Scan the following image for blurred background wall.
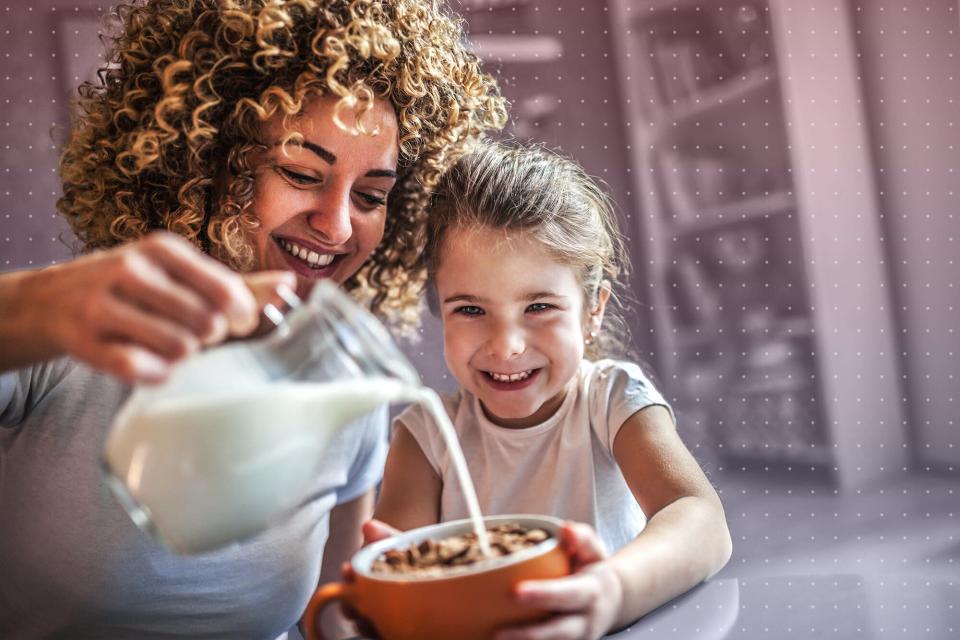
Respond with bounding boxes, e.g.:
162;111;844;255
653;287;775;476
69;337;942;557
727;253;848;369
0;0;956;486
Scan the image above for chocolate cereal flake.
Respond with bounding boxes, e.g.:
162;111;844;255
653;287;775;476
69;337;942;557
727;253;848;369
371;524;551;577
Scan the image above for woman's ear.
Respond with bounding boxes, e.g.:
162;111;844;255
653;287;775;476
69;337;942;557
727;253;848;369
588;280;612;336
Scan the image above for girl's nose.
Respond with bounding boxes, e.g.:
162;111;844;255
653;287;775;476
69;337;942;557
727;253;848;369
487;324;526;360
307;189;352;246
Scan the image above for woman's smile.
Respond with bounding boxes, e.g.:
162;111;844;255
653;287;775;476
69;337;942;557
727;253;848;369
250;95;400;297
272;235;344;278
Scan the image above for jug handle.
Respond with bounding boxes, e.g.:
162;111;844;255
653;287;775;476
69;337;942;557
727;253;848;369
303;581;352;640
259;283;302;335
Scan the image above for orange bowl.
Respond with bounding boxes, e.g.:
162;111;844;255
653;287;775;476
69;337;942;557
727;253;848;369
305;515;571;640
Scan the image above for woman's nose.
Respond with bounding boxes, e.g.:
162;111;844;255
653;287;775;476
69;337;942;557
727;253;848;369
306;189;352;246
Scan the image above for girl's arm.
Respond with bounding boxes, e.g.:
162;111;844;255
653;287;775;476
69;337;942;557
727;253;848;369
371;421;442;531
497;405;731;640
605;403;733;627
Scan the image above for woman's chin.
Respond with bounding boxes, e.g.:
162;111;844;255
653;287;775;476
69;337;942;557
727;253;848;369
292;276;320;300
294;269;347;295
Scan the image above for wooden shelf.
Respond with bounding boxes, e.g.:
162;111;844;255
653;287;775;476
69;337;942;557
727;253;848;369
460;0;529;8
609;0;905;486
669;189;794;238
468;35;563;63
773;315;815;337
673;328;725;350
653;63;779;138
724;444;833;466
732;376;811;397
628;0;711;16
685;315;813;342
673;315;813;351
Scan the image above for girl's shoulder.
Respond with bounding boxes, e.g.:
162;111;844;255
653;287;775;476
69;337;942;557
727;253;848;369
581;358;660;395
391;387;472;470
393;386;467;432
580;358;673;449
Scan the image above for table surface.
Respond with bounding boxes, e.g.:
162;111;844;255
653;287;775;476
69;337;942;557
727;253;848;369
323;573;958;640
606;574;958;639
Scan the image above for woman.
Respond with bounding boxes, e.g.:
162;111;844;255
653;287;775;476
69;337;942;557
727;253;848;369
0;0;506;637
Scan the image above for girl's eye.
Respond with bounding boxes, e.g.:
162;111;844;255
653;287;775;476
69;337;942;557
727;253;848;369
526;302;555;313
276;166;320;186
454;305;484;316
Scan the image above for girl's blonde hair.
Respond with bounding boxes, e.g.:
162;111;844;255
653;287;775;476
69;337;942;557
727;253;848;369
57;0;507;327
425;140;632;359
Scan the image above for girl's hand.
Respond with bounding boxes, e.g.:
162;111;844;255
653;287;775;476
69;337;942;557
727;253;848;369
361;519;401;547
18;232;294;383
495;522;623;640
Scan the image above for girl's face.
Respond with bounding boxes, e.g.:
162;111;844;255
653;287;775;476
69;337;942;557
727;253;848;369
436;225;602;428
248;95;400;298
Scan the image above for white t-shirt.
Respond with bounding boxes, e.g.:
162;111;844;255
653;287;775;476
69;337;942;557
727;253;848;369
397;359;672;553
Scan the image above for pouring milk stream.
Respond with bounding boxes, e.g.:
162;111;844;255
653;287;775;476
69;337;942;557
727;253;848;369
103;281;490;555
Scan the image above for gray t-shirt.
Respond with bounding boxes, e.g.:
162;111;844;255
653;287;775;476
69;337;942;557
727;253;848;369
0;358;388;639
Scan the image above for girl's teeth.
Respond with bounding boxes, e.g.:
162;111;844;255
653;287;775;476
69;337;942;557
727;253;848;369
280;240;334;267
490;370;532;382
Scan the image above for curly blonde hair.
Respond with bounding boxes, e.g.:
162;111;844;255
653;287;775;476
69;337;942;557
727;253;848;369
57;0;507;323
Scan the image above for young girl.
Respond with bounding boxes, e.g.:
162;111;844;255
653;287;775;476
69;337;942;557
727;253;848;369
372;141;732;639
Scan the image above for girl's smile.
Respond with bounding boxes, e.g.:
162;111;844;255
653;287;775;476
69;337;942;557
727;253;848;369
481;367;542;391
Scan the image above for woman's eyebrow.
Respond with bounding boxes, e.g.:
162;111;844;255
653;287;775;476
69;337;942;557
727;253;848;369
299;140;336;164
282;140;397;179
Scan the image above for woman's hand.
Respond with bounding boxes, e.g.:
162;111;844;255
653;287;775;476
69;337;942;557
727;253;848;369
3;232;294;383
495;522;623;640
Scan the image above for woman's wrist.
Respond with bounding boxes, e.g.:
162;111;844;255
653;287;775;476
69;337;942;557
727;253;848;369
0;267;64;371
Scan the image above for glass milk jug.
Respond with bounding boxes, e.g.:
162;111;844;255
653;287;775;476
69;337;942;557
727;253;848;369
102;280;420;555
